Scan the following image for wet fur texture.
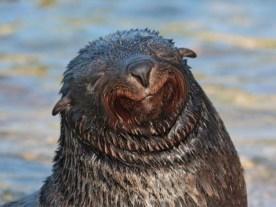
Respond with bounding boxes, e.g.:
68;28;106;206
2;29;247;207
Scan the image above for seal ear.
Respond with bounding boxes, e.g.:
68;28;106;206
52;95;72;116
178;48;197;58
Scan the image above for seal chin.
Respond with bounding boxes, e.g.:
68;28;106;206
103;66;188;135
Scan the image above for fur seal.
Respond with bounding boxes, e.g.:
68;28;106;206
2;29;247;207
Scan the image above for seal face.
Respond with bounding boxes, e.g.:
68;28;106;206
103;55;188;136
2;29;247;207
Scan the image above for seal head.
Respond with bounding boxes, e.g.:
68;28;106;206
52;29;198;162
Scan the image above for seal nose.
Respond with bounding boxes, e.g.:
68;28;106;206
128;60;153;88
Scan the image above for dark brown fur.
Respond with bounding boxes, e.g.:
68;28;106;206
2;29;247;207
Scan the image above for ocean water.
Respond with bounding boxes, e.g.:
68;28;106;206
0;0;275;206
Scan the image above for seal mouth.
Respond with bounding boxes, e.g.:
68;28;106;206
111;67;169;102
103;66;188;135
113;80;171;121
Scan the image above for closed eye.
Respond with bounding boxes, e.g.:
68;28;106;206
86;72;104;94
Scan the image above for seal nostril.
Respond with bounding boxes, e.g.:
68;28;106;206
128;61;152;88
131;72;146;87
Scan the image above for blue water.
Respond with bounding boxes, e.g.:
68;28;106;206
0;0;276;206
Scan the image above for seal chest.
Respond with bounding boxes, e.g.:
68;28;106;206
2;29;247;207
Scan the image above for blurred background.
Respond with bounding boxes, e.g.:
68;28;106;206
0;0;275;206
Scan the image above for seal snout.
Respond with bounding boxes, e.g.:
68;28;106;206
127;58;153;88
